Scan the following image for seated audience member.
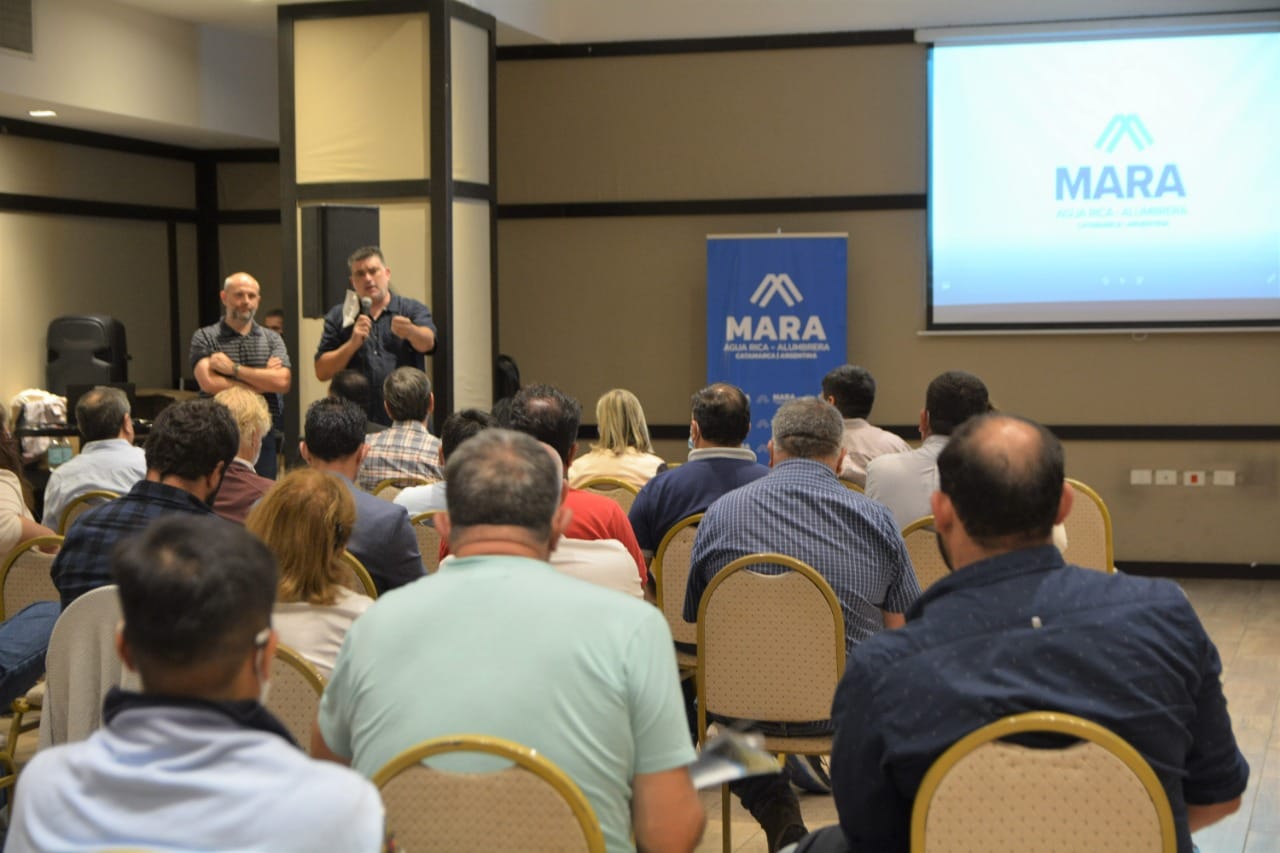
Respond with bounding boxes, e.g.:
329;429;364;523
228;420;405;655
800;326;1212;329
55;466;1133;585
821;365;910;488
51;399;238;609
40;386;146;529
300;397;422;594
865;370;991;527
567;388;665;489
628;383;768;559
7;516;384;852
823;414;1248;852
0;414;59;706
684;396;919;851
356;366;442;492
247;469;372;678
447;384;646;581
315;429;704;852
329;370;386;434
394;408;497;516
212;387;275;523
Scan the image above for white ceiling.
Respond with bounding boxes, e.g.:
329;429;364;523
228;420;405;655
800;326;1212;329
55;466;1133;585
8;0;1274;149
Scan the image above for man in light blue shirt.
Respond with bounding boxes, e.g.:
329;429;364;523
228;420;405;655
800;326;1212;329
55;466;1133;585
8;516;384;853
316;430;705;852
41;386;146;530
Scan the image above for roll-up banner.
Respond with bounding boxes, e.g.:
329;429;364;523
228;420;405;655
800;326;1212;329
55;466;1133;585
707;234;848;464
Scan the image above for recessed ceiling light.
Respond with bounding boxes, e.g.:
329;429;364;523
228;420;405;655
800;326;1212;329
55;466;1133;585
28;109;57;118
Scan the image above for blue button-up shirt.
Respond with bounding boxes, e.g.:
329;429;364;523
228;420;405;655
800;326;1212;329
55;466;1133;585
41;439;146;528
684;457;919;656
830;545;1249;853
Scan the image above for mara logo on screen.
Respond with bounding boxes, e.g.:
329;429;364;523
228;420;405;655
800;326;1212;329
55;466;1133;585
749;274;804;308
727;273;827;342
1094;114;1153;153
1055;114;1185;201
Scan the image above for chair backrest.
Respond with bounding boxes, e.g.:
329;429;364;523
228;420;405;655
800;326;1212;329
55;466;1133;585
911;711;1176;853
577;477;639;513
841;479;865;494
372;734;605;853
58;489;119;534
1063;478;1115;573
0;535;63;620
410;511;443;574
267;643;326;750
696;553;845;727
651;513;701;647
336;551;378;599
901;515;950;592
37;585;140;749
373;478;435;503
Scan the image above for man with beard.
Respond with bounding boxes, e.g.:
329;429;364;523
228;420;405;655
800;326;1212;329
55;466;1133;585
190;272;291;478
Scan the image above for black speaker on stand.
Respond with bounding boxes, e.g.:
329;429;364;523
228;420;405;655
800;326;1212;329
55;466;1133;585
46;315;129;396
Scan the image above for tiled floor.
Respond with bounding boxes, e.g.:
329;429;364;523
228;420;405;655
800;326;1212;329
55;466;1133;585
695;578;1280;853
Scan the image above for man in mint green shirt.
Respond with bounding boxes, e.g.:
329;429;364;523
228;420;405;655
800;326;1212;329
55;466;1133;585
315;429;704;852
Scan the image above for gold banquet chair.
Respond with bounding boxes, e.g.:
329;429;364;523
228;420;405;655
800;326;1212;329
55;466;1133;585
651;513;702;679
901;515;950;592
696;553;845;853
577;476;639;513
372;477;435;503
336;551;378;599
840;479;866;494
410;511;443;574
57;489;120;534
267;643;326;751
1063;478;1115;573
371;734;605;853
912;711;1175;853
0;535;62;620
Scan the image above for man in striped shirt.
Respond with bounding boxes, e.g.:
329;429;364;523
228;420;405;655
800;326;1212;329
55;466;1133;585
684;396;919;851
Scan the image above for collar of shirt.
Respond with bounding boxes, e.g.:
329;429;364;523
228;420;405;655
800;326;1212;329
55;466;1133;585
232;457;257;470
907;544;1065;621
218;319;262;340
389;420;430;436
129;479;215;513
687;446;759;463
80;438;134;454
103;687;296;746
769;456;839;480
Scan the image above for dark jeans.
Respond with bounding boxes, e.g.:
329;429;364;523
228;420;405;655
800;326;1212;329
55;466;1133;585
0;601;60;707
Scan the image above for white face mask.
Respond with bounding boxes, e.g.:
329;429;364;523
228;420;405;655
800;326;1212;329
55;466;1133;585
253;628;272;705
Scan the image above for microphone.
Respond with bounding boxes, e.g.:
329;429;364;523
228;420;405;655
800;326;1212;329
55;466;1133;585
359;297;372;317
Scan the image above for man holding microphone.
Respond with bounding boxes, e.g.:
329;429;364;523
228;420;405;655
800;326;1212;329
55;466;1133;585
314;247;438;427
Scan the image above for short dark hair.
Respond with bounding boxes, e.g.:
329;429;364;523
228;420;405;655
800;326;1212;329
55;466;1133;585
76;386;130;444
937;413;1064;547
304;397;366;462
347;246;385;271
144;399;238;480
264;308;284;322
822;365;876;420
771;397;843;459
504;384;581;468
494;354;521;402
382;367;431;422
691;383;750;446
926;371;991;436
441;409;498;461
113;516;276;689
329;370;371;412
445;429;562;540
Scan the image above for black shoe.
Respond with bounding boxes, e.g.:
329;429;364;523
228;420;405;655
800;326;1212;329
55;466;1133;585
755;795;808;853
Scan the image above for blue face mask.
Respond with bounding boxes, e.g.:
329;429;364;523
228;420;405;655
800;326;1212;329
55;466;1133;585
688;436;695;449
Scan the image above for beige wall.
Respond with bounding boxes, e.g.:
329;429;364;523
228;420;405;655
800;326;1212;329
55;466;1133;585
496;44;1280;567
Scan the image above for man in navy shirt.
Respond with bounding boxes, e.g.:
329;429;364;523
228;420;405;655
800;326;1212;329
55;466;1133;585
628;383;768;561
314;247;437;426
820;413;1247;853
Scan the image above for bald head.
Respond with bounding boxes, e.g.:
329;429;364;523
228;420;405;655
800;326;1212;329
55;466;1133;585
223;272;260;291
220;272;261;326
937;414;1065;548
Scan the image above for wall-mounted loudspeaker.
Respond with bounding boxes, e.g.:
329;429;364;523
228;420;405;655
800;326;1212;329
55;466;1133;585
301;205;380;318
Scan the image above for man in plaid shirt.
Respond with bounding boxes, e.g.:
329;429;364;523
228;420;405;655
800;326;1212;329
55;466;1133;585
51;399;239;609
356;367;443;492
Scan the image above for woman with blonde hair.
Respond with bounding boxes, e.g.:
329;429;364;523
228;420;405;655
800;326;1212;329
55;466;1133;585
245;468;373;678
567;389;665;489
